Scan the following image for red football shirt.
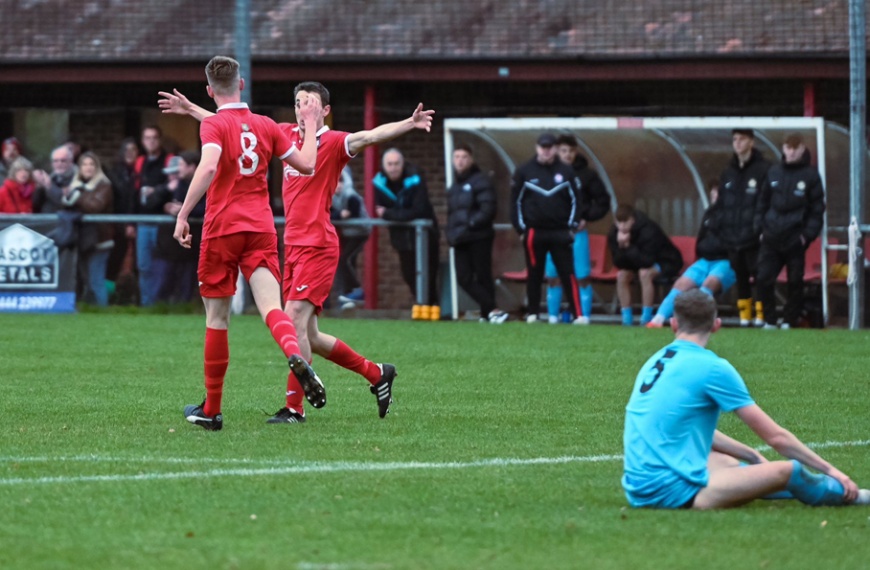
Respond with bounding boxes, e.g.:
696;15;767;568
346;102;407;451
199;103;293;239
280;125;353;247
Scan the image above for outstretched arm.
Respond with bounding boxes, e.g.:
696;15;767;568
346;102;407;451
735;404;859;501
158;89;214;122
346;103;434;156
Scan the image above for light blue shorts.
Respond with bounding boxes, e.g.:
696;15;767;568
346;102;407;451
545;229;590;280
681;258;736;293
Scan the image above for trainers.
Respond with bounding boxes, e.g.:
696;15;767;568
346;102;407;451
289;354;327;409
753;317;765;327
183;401;223;431
851;489;870;505
739;318;751;327
488;309;508;324
780;322;791;330
370;363;397;418
646;315;665;328
266;407;306;424
572;316;590;325
548;315;559;324
762;323;778;330
526;314;539;324
338;288;364;304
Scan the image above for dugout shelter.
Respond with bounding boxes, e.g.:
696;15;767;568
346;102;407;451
443;117;869;325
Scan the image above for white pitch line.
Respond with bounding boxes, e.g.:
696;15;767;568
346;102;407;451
1;440;868;487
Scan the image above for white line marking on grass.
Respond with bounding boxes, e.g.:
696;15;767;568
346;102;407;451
0;440;867;487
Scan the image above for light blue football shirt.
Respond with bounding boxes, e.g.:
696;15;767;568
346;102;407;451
622;339;755;508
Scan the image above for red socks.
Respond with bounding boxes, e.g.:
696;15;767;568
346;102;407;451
326;339;381;385
265;309;301;358
203;328;229;417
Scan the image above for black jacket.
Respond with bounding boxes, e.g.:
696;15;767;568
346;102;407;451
571;155;610;223
754;149;826;250
445;164;496;246
607;211;683;277
373;165;438;252
716;147;771;251
135;152;172;215
510;156;581;233
695;202;728;261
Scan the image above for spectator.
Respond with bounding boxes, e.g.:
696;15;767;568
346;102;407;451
32;144;77;213
545;134;611;323
373;148;440;313
445;143;506;323
134;125;173;306
608;204;683;326
0;157;36;214
106;137;141;302
510;133;585;324
154;151;203;303
647;181;735;328
332;166;371;308
754;132;826;329
0;137;23;184
717;128;771;327
68;152;115;306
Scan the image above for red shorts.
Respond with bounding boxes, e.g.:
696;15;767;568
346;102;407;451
198;232;281;298
282;244;339;313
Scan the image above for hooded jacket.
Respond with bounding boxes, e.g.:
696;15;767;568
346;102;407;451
0;178;35;214
373;164;438;252
754;149;825;250
445;164;496;246
716;147;771;251
607;211;683;277
695;201;727;261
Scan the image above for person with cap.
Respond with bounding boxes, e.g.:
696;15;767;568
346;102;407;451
0;137;23;184
754;132;825;329
715;128;772;327
510;132;585;324
154;150;203;303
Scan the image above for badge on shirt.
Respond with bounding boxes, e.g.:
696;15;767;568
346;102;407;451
795;181;806;196
746;178;757;194
462;183;472;192
554;173;564;184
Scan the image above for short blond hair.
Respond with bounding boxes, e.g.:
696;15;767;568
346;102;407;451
8;156;33;179
205;56;240;96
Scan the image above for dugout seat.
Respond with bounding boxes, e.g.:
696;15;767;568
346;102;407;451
669;235;697;273
588;234;618;282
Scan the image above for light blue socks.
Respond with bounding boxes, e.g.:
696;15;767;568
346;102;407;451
786;460;846;506
580;285;593;319
640;306;654;326
621;307;633;326
546;285;562;318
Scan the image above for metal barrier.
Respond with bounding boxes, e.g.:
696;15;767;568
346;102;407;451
0;214;435;307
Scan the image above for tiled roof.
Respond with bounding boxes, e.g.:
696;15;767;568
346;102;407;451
0;0;860;63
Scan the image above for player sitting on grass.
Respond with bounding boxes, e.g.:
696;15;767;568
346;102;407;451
623;289;870;509
647;181;734;328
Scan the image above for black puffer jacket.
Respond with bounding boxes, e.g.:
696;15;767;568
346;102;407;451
510;156;581;233
445;164;496;246
754;149;825;250
572;155;610;223
716;148;771;251
607;211;683;276
695;202;728;261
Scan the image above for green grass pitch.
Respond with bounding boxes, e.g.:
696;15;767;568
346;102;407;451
1;313;869;569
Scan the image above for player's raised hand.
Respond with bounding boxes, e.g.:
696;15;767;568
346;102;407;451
411;103;435;132
158;89;192;115
296;93;323;128
173;218;192;248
